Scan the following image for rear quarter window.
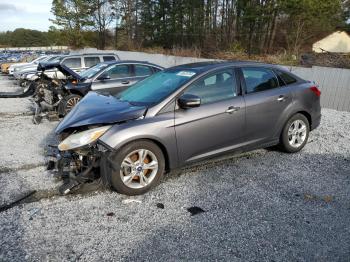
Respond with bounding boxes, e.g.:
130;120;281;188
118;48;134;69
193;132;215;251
103;56;116;62
134;65;153;76
152;67;162;73
276;70;297;86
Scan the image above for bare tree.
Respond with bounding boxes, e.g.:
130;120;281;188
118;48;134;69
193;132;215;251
91;0;116;49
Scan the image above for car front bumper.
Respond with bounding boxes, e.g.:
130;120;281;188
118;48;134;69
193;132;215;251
47;142;113;194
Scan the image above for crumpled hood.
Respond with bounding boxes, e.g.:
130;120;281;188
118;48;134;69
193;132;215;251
55;92;147;134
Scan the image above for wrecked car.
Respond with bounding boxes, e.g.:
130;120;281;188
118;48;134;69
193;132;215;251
33;61;163;124
32;62;84;124
51;61;321;196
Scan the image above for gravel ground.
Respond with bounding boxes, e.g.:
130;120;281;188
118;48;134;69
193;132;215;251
0;74;349;261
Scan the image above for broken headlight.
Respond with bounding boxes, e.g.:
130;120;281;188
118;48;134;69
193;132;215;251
58;126;111;151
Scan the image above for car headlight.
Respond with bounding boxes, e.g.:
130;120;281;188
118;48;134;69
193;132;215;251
58;126;112;151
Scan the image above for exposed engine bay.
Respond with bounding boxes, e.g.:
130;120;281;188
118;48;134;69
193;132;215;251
47;126;112;195
32;62;82;124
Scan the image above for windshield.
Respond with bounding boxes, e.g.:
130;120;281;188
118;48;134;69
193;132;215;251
116;69;197;106
79;63;109;79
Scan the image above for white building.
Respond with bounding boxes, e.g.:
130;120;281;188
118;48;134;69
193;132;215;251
313;31;350;53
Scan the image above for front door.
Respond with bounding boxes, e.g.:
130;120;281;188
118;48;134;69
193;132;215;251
174;68;246;164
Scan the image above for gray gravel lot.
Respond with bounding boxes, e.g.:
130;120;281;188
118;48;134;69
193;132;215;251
0;74;349;261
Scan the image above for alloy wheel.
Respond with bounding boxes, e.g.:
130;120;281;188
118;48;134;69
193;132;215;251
120;149;159;189
288;119;307;148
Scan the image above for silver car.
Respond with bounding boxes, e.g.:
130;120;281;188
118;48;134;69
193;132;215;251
52;61;321;195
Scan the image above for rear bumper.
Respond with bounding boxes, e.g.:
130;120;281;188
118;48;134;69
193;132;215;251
311;112;321;131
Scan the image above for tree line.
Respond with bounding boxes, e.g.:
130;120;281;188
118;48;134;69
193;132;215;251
1;0;349;56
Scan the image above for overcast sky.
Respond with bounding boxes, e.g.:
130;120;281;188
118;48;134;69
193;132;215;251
0;0;53;32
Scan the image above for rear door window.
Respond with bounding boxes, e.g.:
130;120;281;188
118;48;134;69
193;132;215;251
103;56;116;62
134;65;153;77
241;67;279;94
104;64;131;79
62;57;82;68
84;57;101;68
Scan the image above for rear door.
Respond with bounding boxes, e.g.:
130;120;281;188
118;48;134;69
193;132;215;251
239;67;293;144
174;68;246;164
91;64;135;94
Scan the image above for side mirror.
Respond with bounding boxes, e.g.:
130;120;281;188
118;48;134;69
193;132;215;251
98;74;111;81
178;94;201;109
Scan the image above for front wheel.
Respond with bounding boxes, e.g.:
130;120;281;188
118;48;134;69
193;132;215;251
280;113;310;153
62;94;82;115
106;140;165;195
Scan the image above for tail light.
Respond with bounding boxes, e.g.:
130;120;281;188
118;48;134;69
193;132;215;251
310;86;321;97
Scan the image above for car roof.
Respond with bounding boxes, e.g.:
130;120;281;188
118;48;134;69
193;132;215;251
101;60;164;69
168;60;286;73
57;53;118;59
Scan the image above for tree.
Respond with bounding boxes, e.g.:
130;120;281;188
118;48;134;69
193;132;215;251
51;0;94;48
90;0;116;49
280;0;343;55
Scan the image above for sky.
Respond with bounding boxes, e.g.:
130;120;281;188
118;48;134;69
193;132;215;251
0;0;53;32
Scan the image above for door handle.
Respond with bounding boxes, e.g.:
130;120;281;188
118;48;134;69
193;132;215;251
225;106;240;114
277;95;286;102
121;80;130;85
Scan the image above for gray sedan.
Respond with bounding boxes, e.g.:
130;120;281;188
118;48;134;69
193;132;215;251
54;61;321;195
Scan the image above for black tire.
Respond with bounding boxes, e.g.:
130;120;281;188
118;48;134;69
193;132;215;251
62;94;82;115
106;140;165;195
279;113;310;153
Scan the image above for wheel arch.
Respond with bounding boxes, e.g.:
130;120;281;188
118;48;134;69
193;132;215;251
295;110;312;127
278;110;312;139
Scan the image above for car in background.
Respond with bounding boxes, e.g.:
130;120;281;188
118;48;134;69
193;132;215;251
16;52;120;81
0;53;32;73
65;60;164;96
8;55;48;75
13;55;61;80
52;61;321;195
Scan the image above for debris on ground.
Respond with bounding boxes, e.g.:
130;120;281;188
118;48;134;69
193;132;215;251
187;206;206;216
156;203;165;209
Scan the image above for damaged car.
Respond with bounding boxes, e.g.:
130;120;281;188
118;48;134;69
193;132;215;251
33;61;163;124
32;62;83;123
51;61;321;195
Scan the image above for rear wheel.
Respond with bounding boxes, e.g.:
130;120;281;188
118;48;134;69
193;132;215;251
106;140;165;195
280;113;310;153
